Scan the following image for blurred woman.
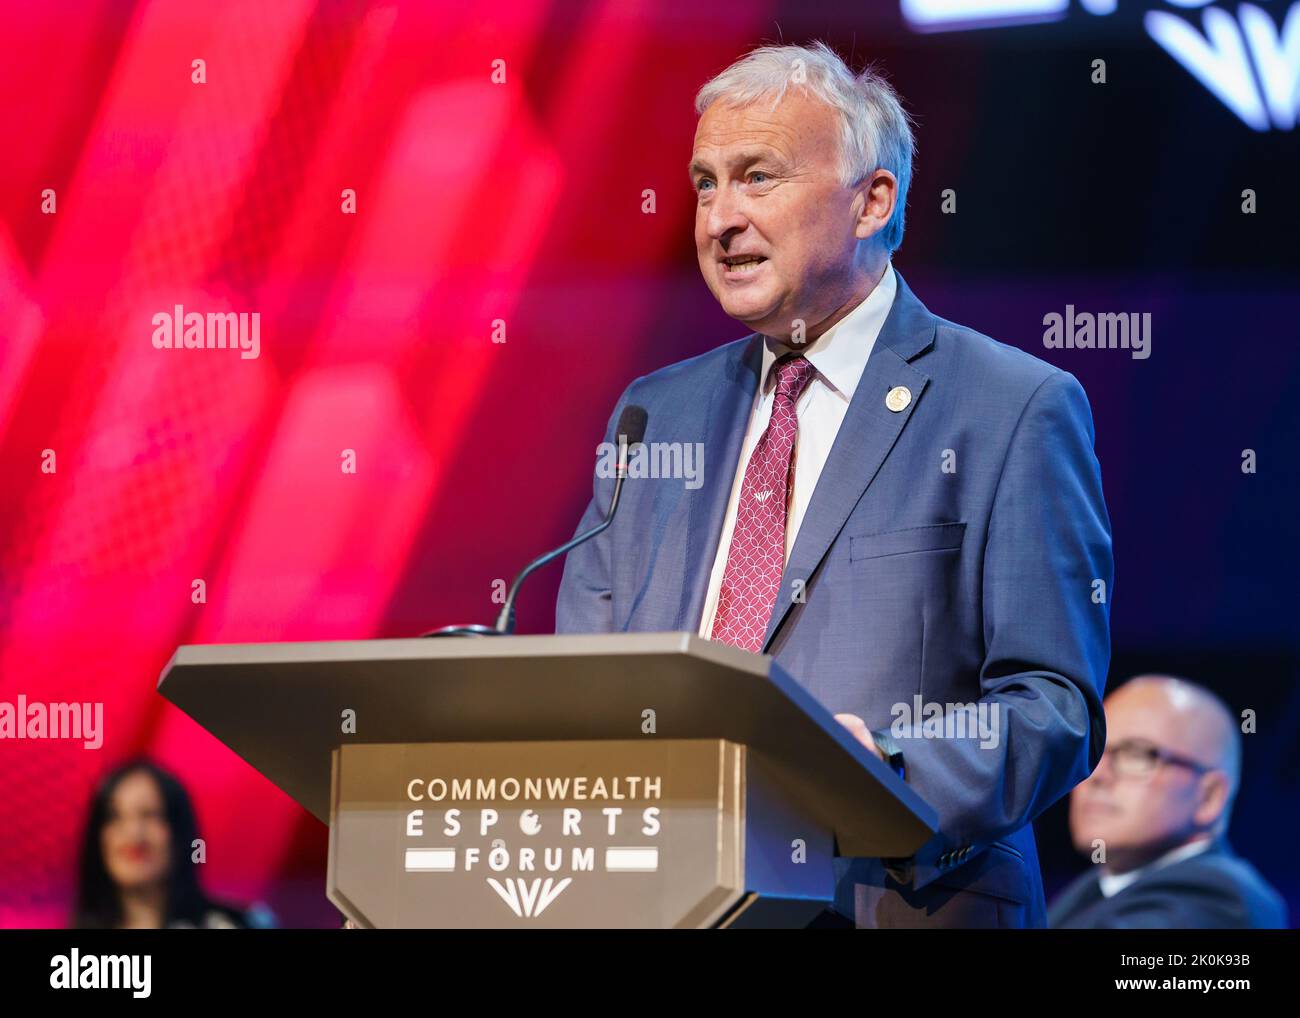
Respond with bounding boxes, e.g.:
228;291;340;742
72;758;273;929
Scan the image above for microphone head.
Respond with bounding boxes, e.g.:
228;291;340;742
616;404;648;448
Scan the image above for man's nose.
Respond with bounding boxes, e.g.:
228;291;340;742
706;184;749;240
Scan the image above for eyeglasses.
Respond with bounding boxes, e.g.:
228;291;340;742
1100;738;1213;780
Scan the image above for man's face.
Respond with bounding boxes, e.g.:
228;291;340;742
1069;683;1216;866
689;91;872;339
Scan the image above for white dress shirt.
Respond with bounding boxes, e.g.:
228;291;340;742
1097;838;1214;898
698;262;898;638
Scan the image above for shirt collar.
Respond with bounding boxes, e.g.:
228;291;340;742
1097;838;1215;898
759;262;897;401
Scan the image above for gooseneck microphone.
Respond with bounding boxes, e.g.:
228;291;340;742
423;404;647;638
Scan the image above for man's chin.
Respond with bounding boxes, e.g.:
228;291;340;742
718;296;779;330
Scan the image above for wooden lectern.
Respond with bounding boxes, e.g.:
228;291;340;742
157;632;937;928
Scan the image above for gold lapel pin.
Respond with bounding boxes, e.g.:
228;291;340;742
885;385;912;413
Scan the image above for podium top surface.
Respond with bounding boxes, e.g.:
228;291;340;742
158;632;938;857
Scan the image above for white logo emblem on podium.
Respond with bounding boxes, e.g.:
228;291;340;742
487;877;572;918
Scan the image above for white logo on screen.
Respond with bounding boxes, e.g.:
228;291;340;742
901;1;1300;132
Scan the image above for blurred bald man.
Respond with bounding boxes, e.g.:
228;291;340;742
1049;675;1286;928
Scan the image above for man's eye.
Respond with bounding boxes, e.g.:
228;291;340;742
696;179;714;193
750;172;769;184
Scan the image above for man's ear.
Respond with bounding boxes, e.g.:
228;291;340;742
1193;770;1231;830
853;168;897;243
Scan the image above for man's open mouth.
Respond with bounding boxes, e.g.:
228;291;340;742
720;255;768;276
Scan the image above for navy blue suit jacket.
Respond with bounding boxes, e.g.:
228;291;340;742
555;272;1114;927
1048;838;1289;928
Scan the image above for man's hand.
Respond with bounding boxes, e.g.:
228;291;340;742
834;713;884;760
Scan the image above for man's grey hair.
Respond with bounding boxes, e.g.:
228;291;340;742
693;40;915;254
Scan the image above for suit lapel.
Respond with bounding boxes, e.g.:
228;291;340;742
761;271;937;651
672;335;762;630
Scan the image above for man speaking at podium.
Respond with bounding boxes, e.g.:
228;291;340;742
556;41;1113;928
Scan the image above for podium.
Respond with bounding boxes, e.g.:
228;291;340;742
157;632;937;928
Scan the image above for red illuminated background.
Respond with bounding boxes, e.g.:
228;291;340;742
0;0;787;928
2;0;1297;927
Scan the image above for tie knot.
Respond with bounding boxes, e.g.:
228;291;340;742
773;354;815;403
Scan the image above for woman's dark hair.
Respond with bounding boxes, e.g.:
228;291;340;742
72;758;236;929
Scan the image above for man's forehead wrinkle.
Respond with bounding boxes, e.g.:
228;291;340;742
691;148;791;173
690;135;800;178
696;104;804;143
695;122;794;152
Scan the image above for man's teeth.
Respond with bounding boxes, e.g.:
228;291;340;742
727;258;764;271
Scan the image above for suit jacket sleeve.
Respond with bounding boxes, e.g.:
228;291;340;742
886;369;1113;891
554;383;637;634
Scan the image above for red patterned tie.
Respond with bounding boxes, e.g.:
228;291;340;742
710;354;817;652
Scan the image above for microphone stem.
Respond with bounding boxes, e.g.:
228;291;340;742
494;470;626;634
